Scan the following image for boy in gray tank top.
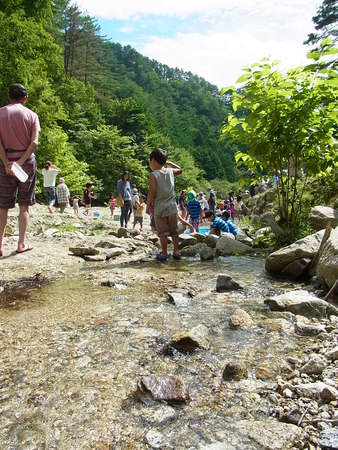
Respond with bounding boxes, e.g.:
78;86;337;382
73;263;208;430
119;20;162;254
146;148;182;261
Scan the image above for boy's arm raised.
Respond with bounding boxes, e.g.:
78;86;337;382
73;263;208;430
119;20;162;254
165;160;182;176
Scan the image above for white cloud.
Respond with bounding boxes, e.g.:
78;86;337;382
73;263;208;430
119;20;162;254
140;30;311;89
71;0;323;88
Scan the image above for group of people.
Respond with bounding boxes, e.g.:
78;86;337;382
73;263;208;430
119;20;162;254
0;83;241;261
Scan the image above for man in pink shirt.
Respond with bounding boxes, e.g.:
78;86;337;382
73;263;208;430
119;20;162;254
0;84;40;256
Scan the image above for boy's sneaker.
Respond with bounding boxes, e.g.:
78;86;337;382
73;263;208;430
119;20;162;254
156;252;168;261
172;252;181;260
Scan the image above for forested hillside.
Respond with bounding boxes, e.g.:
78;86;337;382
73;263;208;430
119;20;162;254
0;0;238;203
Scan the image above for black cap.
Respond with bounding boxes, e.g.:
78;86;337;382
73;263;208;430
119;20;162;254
9;84;27;99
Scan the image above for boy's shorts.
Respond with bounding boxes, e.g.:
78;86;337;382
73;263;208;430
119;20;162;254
155;213;178;237
0;156;37;209
134;216;143;224
189;217;200;229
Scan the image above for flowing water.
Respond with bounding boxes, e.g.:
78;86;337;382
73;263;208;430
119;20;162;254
0;256;311;449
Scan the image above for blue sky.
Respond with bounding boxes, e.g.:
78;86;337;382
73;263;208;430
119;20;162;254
71;0;323;90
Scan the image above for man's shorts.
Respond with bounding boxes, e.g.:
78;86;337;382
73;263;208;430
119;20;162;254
155;213;178;237
0;156;37;209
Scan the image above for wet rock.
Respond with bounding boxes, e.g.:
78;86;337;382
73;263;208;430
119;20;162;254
69;246;100;256
317;427;338;450
264;290;338;319
190;232;206;243
216;234;253;256
320;385;338;403
229;308;253;329
180;243;203;257
216;274;243;292
265;230;324;275
167;291;190;307
317;227;338;288
309;206;338;231
178;234;197;249
204;234;218;248
136;374;190;405
234;418;302;449
200;246;215;261
170;324;210;352
281;258;312;279
222;361;249;381
300;354;327;375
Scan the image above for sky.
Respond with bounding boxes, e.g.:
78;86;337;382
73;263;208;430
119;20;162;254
70;0;323;90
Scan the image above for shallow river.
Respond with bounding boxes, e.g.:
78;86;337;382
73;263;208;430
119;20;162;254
0;256;311;449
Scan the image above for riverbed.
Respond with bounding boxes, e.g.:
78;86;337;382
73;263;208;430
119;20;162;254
0;255;316;449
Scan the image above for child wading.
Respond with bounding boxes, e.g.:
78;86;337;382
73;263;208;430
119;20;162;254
146;148;182;261
186;190;202;232
133;195;145;231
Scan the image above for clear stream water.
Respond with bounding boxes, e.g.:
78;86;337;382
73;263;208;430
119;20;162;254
0;256;311;449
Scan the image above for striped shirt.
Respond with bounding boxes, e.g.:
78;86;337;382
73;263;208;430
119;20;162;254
187;199;201;219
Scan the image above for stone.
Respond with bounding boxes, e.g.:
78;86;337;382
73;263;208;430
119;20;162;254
145;430;164;449
300;354;326;375
178;234;197;249
229;308;253;329
170;324;210;352
136;375;190;405
317;427;338;450
281;258;312;279
204;234;218;248
69;246;100;256
321;386;338;403
293;381;328;400
327;346;338;361
317;226;338;288
117;227;129;238
295;322;327;336
222;361;249;381
190;232;206;243
216;234;253;256
309;205;338;231
216;274;243;292
235;228;253;246
264;290;338;319
200;246;215;260
167;291;190;307
265;230;324;275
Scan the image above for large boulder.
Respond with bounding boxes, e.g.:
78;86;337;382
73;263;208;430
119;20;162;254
216;234;254;256
264;290;338;319
309;206;338;231
265;230;324;275
317;226;338;288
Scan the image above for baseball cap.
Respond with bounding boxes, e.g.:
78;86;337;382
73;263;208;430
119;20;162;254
9;84;27;99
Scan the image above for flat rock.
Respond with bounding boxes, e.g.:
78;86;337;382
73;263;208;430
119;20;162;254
171;324;210;352
136;374;190;405
69;246;100;256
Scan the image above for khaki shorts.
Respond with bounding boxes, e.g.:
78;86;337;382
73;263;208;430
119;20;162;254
155;213;178;237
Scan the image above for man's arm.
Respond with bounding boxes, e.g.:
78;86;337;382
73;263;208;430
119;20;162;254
146;173;156;215
16;129;39;167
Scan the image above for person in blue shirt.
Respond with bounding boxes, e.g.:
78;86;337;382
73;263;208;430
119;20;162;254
205;210;237;237
186;190;202;232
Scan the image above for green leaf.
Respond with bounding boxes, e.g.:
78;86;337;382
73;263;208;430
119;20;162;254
236;73;252;84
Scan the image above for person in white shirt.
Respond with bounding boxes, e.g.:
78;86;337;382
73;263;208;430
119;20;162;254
42;160;60;213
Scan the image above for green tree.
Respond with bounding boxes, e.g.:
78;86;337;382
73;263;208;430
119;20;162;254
220;44;338;225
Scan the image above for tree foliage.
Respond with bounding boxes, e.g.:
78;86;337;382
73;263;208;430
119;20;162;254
220;44;338;225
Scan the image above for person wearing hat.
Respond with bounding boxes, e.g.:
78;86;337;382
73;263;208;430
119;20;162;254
56;177;70;213
0;83;40;255
130;187;139;221
186;190;202;232
207;187;216;212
